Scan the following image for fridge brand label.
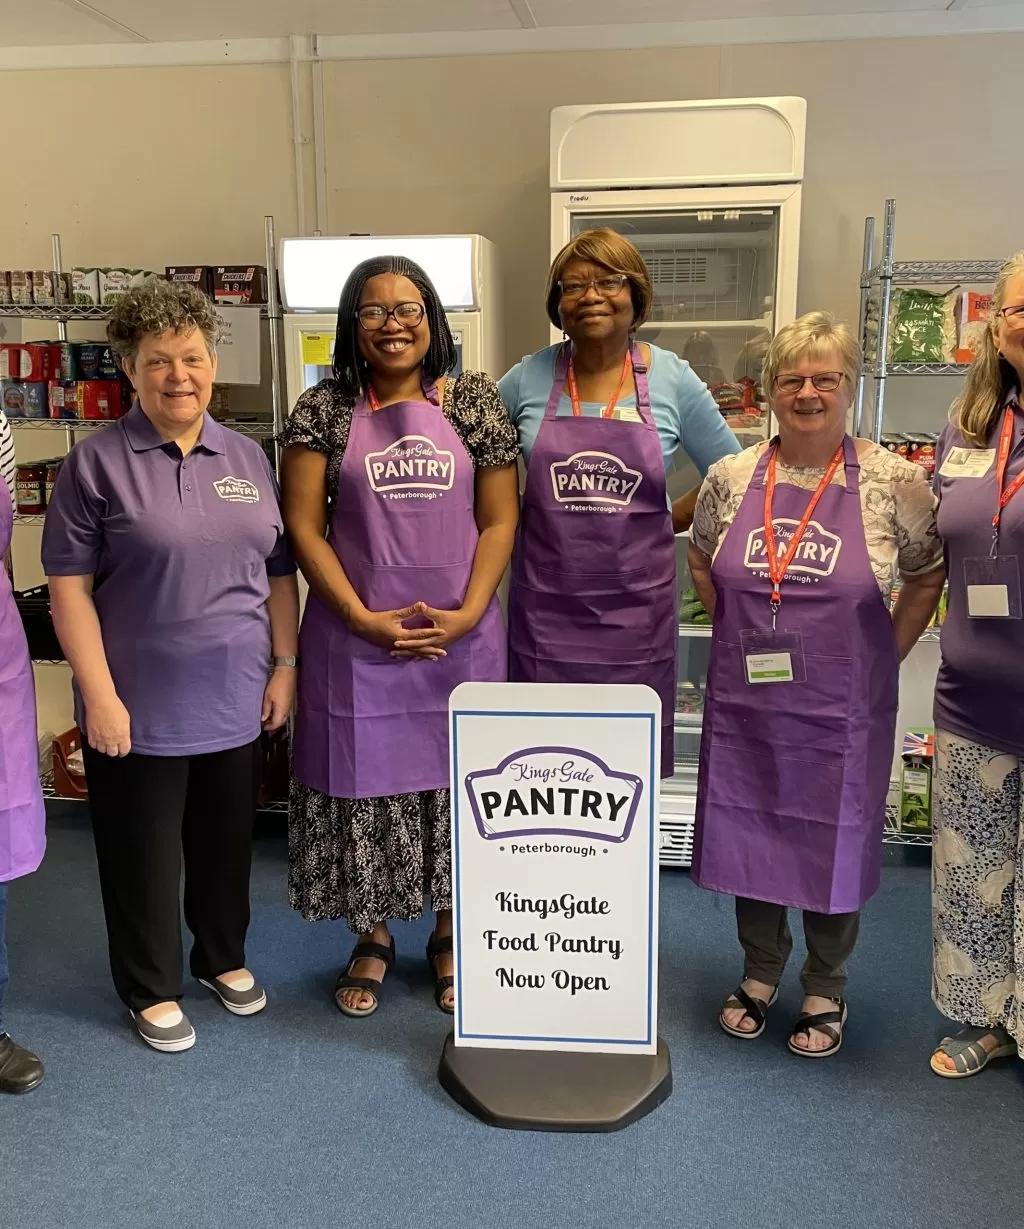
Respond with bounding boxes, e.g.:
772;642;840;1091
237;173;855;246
365;434;456;498
466;747;642;844
743;519;842;578
213;476;260;503
549;450;642;509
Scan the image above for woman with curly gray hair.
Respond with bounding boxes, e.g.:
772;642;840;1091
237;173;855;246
41;278;299;1053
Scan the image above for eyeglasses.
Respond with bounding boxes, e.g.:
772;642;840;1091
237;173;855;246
558;274;630;300
997;304;1024;328
773;372;845;395
356;302;425;331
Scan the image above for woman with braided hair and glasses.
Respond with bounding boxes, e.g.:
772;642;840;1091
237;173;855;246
280;256;520;1019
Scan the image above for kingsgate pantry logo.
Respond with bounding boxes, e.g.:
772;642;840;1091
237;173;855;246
549;451;642;507
365;434;455;495
744;518;843;578
465;747;643;843
213;476;260;503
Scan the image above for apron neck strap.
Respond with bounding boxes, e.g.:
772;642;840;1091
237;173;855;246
754;434;859;491
362;376;441;414
544;339;653;424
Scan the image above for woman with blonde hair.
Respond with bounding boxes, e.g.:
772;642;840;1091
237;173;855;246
929;252;1024;1078
499;228;740;776
688;311;945;1058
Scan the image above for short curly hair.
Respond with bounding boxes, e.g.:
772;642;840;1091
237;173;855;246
106;277;223;362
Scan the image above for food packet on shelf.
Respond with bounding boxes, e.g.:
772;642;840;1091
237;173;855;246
955;291;993;364
888;288;958;364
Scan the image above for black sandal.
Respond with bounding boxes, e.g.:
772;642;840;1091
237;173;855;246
426;934;455;1015
334;936;395;1018
787;998;848;1058
719;983;779;1039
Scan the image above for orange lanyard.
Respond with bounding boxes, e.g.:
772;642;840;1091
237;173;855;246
566;350;632;420
763;442;845;618
991;405;1024;553
367;387;383;413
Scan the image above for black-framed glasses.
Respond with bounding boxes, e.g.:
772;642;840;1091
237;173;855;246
558;273;630;300
997;304;1024;327
356;301;425;331
773;371;845;395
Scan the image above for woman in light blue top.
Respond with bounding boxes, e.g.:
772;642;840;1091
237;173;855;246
499;230;740;532
498;228;741;773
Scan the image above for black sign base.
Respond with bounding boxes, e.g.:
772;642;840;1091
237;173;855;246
438;1032;672;1132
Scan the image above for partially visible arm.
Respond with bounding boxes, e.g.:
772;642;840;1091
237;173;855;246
0;409;14;514
48;574;131;756
281;445;369;629
672;354;741;476
671;486;699;534
891;566;946;661
261;572;300;731
464;463;520;620
890;459;946;660
687;542;717;620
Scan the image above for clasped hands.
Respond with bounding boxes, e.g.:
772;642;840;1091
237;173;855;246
353;601;477;660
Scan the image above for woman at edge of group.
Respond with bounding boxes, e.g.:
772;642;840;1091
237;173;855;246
929;251;1024;1079
43;280;299;1053
281;256;520;1018
498;228;741;778
0;406;45;1092
688;312;946;1057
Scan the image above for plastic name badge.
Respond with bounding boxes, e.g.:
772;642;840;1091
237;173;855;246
740;629;806;685
939;448;995;479
964;556;1022;619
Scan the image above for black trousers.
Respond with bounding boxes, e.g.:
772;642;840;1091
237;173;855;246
735;896;861;998
83;739;259;1013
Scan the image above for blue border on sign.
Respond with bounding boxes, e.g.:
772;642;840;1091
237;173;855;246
451;709;657;1047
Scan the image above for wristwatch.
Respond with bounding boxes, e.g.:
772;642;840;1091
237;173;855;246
271;656;300;668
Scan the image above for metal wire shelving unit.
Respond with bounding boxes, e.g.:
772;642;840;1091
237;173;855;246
852;199;1003;849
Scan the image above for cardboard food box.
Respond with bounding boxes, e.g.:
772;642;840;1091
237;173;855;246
899;728;935;833
71;267;102;306
47;381;79;419
60;342;121;381
99;268;144;305
1;380;49;418
0;271;10;304
213;265;269;305
166;266;214;295
9;271;32;305
956;292;993;364
1;342;62;382
49;378;126;420
30;270;57;306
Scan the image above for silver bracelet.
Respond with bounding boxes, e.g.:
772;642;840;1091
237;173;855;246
271;656;300;668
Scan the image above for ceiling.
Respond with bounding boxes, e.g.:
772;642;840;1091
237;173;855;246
1;0;1023;63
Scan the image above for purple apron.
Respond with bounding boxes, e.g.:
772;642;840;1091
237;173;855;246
507;342;677;776
293;382;506;799
691;436;896;914
0;491;46;882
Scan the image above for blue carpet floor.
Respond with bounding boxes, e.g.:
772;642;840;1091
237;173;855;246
1;815;1021;1229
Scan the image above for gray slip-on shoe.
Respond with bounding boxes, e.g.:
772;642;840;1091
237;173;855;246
130;1009;196;1053
198;975;267;1016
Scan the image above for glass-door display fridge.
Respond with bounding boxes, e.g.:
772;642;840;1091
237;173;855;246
279;234;503;412
550;97;807;866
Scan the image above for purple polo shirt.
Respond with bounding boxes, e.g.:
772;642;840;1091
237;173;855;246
934;391;1024;757
42;404;295;757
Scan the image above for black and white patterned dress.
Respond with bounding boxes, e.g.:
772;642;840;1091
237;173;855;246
278;372;519;933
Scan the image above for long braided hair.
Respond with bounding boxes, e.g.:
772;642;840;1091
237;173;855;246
331;256;457;402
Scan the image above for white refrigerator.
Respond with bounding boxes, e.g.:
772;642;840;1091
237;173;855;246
549;97;807;867
279;233;504;413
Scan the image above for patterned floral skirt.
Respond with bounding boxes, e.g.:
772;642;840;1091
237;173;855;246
287;779;452;934
932;729;1023;1054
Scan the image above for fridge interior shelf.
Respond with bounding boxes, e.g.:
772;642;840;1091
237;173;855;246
0;303;271;322
643;317;773;331
13;514;45;525
679;624;712;638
